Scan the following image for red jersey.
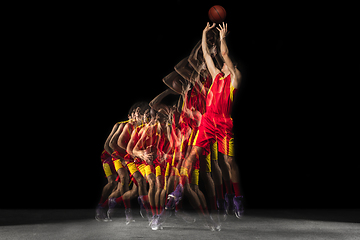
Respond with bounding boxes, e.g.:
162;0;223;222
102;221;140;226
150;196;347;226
101;149;111;162
155;131;172;165
206;73;237;118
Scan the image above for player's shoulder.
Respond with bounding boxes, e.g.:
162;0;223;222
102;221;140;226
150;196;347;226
122;121;135;134
230;70;241;89
213;69;223;80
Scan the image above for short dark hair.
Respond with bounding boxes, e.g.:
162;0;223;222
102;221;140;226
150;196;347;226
128;101;150;116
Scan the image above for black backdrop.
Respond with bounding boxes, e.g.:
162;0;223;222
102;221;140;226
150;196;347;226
3;1;358;209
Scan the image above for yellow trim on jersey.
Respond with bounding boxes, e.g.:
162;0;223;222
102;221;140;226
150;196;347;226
188;130;194;146
207;81;214;95
192;130;200;146
180;136;185;153
230;82;235;102
117;120;129;124
172;151;176;167
165;162;170;177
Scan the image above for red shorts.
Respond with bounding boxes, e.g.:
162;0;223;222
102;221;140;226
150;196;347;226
193;113;234;156
101;156;116;177
111;150;126;160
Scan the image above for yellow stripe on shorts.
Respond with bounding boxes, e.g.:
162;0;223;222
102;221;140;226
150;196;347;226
229;138;234;157
145;165;153;176
138;164;146;177
113;159;124;171
191;169;199;186
155;165;162;177
103;163;113;177
127;162;138;175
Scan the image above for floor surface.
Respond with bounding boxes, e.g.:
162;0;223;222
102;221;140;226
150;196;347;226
1;209;359;239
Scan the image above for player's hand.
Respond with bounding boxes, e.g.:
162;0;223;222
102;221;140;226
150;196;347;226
155;113;160;123
203;22;216;33
216;22;228;40
181;81;192;96
168;107;175;122
143;109;150;122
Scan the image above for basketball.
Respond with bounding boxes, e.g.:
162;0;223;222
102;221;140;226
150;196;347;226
208;5;226;23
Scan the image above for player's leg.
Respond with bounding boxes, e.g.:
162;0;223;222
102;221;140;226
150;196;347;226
216;117;244;218
167;116;215;209
210;142;227;219
111;158;130;196
95;159;117;222
116;162;130;196
191;167;210;218
108;159;131;206
110;162;146;223
223;154;244;218
154;166;164;215
171;146;220;230
218;152;235;214
167;145;203;209
99;175;117;205
146;166;157;221
151;166;166;230
199;152;217;216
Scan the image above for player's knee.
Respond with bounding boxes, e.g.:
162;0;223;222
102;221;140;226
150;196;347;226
148;175;155;187
110;182;117;190
227;156;236;167
107;175;116;184
119;174;128;185
190;184;198;192
134;173;144;188
131;186;139;197
183;183;192;194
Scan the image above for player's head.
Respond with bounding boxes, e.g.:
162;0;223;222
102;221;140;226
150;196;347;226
150;108;157;120
128;101;150;122
156;112;167;127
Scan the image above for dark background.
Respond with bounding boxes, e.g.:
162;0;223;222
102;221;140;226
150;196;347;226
3;1;358;209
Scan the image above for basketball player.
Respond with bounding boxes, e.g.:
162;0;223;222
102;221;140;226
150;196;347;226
129;112;159;222
107;103;150;223
95;149;117;222
95;120;130;222
168;22;244;219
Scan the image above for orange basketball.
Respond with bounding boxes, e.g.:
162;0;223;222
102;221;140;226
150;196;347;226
208;5;226;23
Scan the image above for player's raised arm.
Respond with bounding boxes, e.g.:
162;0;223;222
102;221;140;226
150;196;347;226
202;22;221;81
217;22;242;88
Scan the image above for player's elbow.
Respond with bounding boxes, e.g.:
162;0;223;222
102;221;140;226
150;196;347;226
149;101;155;109
118;138;125;149
104;143;112;155
126;145;133;156
222;50;229;57
109;140;117;151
